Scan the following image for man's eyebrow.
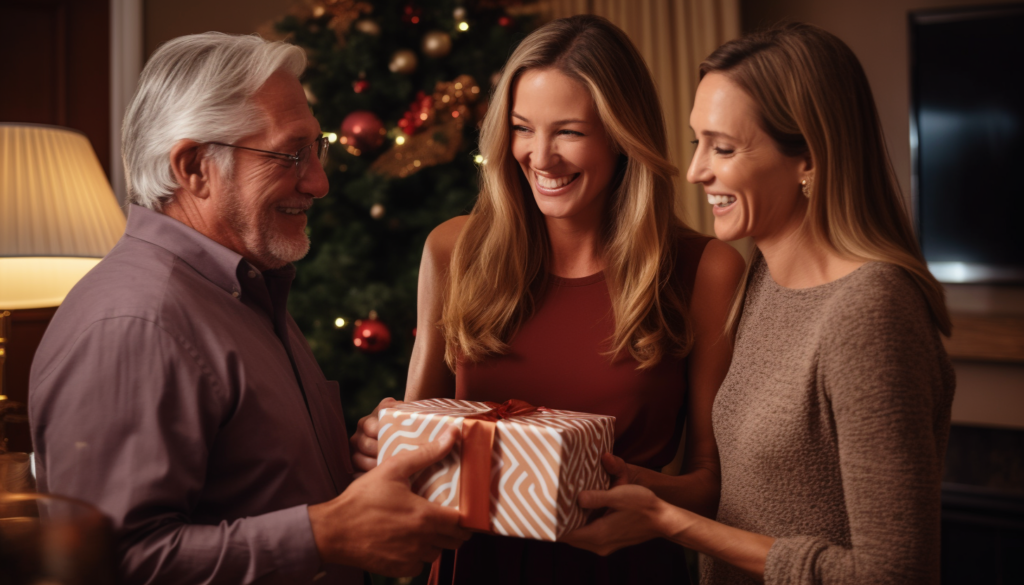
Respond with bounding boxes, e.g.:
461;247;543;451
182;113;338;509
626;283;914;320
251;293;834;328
511;111;588;125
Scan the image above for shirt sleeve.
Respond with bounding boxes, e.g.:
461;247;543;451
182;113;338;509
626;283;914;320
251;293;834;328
764;272;954;585
29;316;324;584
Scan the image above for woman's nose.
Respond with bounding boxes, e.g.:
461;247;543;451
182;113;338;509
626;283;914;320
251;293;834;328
530;136;558;170
686;146;712;185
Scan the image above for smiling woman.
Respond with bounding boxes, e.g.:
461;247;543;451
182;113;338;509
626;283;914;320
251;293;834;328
562;23;956;585
347;13;746;585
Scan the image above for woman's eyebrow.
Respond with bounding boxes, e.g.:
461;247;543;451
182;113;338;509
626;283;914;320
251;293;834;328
511;111;588;125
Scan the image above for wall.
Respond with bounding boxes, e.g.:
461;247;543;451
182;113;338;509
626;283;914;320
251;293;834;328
145;0;293;57
740;0;1024;430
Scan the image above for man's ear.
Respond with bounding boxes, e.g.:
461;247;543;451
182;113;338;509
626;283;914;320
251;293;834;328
169;140;212;200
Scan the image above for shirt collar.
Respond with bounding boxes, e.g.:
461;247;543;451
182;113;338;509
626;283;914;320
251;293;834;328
124;204;295;298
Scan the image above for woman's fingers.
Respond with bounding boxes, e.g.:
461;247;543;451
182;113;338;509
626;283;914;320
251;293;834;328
577;489;610;509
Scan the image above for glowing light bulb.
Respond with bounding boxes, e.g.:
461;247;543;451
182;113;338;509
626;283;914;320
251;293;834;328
459;22;469;31
334;317;346;328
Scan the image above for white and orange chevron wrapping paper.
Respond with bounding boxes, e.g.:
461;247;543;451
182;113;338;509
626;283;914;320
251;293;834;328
377;398;615;542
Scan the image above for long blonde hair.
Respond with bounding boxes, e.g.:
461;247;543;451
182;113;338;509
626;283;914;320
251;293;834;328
443;15;699;370
702;23;952;336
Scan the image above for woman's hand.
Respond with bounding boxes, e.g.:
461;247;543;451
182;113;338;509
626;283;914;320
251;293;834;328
562;483;692;556
561;452;696;556
349;397;403;476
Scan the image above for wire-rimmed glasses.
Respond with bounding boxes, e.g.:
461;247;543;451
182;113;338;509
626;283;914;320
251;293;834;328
207;136;330;176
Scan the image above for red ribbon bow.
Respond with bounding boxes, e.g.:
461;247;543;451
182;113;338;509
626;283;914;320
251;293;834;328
459;399;548;531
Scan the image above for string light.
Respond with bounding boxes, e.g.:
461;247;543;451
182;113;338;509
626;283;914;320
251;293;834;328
334;317;346;328
395;135;406;145
458;22;469;32
327;132;338;143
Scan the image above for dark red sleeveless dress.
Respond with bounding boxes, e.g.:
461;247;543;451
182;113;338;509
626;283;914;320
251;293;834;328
429;235;711;585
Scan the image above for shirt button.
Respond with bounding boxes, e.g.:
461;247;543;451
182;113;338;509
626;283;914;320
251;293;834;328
248;270;256;278
232;291;240;298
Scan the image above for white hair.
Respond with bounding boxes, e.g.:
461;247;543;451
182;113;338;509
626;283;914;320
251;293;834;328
122;32;306;210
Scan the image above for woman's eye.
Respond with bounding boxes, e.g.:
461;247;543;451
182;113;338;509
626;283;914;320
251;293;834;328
512;125;530;133
559;129;584;137
713;147;734;155
690;139;699;146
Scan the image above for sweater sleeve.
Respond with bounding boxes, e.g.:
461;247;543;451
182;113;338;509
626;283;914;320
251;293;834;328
764;267;954;585
29;316;324;585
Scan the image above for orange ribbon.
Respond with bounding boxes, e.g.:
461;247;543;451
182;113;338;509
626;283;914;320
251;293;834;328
459;399;546;531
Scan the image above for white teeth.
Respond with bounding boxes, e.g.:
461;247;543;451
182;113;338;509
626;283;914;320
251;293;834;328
707;194;736;207
281;208;304;215
536;173;577;189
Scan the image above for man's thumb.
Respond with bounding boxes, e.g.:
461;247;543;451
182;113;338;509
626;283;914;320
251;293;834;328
384;424;458;479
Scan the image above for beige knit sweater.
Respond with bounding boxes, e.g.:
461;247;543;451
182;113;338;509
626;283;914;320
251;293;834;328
702;258;955;585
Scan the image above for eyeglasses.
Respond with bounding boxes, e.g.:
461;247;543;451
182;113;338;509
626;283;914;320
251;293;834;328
207;136;330;176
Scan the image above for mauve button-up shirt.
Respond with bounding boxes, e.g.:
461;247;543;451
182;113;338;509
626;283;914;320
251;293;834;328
29;205;363;584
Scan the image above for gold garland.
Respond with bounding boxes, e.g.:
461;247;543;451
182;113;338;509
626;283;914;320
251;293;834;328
371;75;483;178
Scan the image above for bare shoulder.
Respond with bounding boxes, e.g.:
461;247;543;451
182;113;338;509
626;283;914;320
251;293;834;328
424;215;470;265
695;239;746;292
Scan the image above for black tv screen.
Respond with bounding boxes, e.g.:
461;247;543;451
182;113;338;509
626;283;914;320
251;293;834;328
910;4;1024;283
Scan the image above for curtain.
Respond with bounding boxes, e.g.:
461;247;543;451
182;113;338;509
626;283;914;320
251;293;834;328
539;0;750;255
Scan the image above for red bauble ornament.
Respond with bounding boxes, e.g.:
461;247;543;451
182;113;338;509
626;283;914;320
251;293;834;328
498;16;513;28
353;317;392;353
353;80;370;93
402;4;422;24
396;91;435;135
340;110;384;152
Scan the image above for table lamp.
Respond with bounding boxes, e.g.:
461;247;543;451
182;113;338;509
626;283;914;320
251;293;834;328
0;123;126;445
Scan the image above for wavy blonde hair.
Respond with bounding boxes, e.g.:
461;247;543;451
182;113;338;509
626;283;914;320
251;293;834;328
443;15;699;370
702;23;952;336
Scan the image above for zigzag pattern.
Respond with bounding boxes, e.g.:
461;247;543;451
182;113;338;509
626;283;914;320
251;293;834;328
377;399;615;541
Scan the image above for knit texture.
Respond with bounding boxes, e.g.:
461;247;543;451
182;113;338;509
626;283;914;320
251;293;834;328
701;258;955;585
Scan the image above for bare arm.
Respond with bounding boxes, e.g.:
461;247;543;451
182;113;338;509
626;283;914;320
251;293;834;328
565;457;773;581
350;216;467;474
405;215;467;401
628;239;745;519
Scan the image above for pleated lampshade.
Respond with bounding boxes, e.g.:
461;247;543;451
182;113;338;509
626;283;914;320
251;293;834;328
0;123;126;309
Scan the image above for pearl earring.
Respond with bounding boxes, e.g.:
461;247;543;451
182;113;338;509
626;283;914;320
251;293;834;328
801;177;812;198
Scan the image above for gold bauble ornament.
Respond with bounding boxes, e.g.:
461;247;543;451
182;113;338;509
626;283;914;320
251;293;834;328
388;49;418;74
354;18;381;36
422;31;453;58
370;203;386;219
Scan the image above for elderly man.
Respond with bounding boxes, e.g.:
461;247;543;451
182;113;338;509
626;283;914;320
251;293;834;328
29;33;469;584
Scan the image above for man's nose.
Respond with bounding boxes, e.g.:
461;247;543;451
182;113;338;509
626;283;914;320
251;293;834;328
299;159;330;198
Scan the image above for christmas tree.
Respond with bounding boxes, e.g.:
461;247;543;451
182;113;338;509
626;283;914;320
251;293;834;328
272;0;538;430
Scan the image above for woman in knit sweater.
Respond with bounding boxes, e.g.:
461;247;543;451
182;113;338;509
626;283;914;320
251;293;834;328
564;23;955;584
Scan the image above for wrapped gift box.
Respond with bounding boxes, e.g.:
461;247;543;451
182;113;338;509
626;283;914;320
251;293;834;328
377;398;615;541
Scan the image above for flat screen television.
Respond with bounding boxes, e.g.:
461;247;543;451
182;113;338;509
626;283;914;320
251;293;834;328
909;4;1024;283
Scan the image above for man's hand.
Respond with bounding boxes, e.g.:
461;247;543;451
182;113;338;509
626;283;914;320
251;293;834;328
349;397;402;476
310;425;471;577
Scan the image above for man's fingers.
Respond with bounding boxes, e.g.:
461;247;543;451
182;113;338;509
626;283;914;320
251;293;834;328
432;534;470;550
351;452;378;472
384;425;458;478
424;502;473;540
